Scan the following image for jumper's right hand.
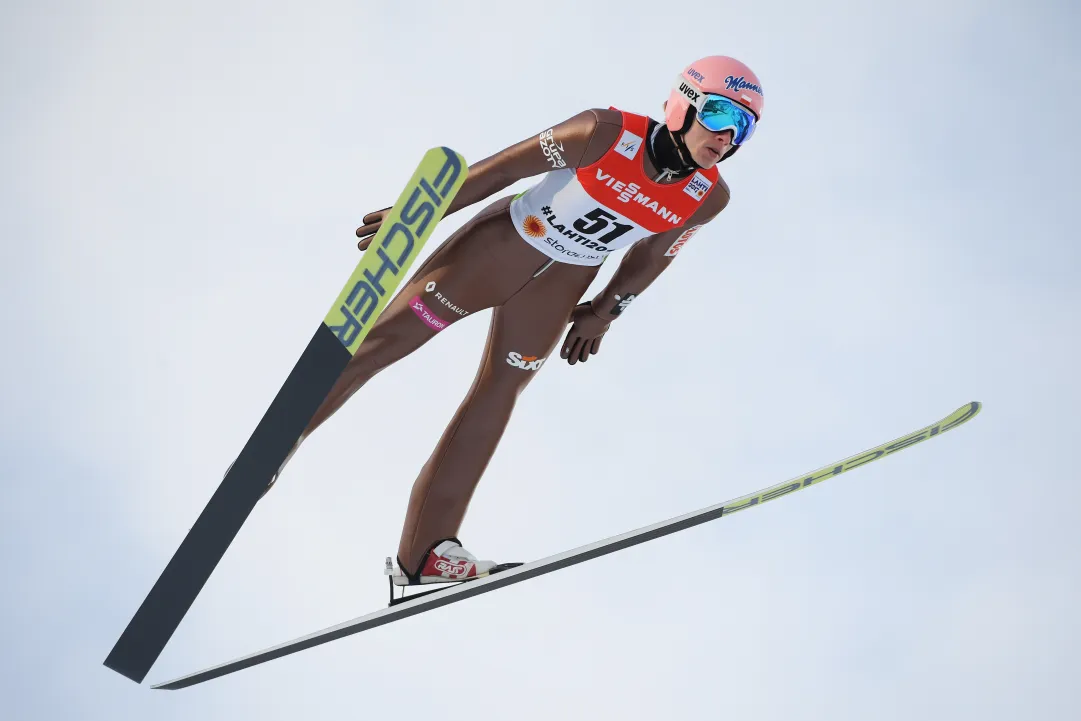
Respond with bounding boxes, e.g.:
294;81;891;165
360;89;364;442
356;207;391;250
560;302;611;365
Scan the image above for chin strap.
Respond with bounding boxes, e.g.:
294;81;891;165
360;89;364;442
647;120;699;182
649;110;743;177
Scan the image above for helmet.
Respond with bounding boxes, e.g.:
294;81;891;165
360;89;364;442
664;56;764;138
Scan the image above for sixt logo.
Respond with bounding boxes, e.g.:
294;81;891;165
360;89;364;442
678;81;701;104
328;149;462;349
687;68;705;83
724;75;763;96
506;351;545;371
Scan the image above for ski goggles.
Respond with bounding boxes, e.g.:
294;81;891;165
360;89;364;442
673;77;758;145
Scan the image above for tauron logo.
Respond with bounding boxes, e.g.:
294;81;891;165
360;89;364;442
409;296;448;332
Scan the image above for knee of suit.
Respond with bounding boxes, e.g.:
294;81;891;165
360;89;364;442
485;352;550;395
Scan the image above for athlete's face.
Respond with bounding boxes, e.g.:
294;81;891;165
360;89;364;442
684;119;735;168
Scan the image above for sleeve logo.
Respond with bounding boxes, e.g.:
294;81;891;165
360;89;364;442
664;225;701;257
539;128;567;169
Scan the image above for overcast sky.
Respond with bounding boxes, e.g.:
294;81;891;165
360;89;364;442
2;0;1079;718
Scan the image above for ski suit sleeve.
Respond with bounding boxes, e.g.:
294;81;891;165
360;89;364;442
588;180;731;321
559;180;731;365
356;109;623;246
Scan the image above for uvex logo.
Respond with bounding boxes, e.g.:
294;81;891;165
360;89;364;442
678;81;701;104
506;352;545;371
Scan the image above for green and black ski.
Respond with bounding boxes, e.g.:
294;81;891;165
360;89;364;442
153;401;981;690
104;147;468;684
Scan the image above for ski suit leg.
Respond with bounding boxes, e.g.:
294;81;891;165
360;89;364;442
303;198;539;438
397;258;600;574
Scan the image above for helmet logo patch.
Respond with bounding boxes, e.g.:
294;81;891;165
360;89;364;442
678;82;701;104
724;75;763;96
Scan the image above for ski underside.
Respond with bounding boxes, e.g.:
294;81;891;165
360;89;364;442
153;401;982;690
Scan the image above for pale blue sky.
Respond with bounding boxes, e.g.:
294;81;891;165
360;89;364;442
2;0;1078;719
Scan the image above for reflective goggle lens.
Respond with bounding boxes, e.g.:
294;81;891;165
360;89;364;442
697;95;756;145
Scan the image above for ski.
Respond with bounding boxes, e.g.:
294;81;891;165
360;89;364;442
104;147;469;684
152;401;981;690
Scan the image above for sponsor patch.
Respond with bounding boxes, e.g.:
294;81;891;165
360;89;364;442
434;559;467;575
409;296;448;332
665;225;702;257
610;293;636;316
683;171;713;201
423;281;468;316
593;170;683;225
678;81;701;105
614;129;643;160
506;351;545;371
724;75;763;97
539;128;566;169
522;214;547;238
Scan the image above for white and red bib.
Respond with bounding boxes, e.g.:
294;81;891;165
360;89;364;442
509;110;719;266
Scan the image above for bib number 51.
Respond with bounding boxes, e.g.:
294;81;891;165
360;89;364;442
573;208;633;244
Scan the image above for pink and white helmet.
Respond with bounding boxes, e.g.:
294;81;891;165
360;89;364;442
664;56;765;133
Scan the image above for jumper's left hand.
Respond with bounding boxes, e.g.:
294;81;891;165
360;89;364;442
560;303;611;365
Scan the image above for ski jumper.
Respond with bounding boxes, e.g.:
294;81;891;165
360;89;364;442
509;111;719;266
303;108;728;575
